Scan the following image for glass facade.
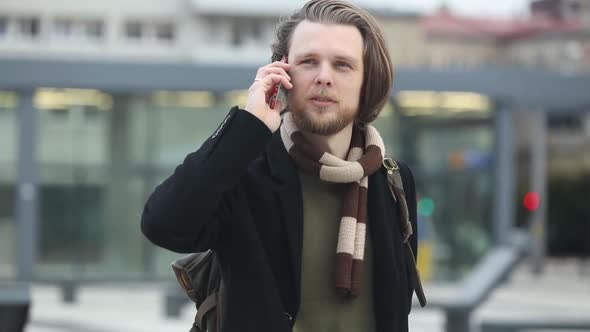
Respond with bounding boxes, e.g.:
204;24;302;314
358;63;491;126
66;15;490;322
0;91;18;279
0;87;497;283
394;91;495;281
32;89;232;280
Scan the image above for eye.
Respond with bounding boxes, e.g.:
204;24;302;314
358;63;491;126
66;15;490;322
335;61;352;69
300;58;317;65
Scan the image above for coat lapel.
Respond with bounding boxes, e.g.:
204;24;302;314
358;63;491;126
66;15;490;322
266;131;303;311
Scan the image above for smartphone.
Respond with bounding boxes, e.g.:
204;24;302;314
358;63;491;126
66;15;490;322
268;57;288;109
269;83;282;109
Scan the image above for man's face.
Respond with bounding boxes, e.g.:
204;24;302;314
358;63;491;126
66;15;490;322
286;20;364;136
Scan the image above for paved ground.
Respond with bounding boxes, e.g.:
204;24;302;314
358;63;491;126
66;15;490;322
23;258;590;332
473;259;590;331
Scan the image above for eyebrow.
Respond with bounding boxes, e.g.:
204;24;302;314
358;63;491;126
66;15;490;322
296;52;360;65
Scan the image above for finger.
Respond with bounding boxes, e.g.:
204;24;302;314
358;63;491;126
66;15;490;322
258;73;292;90
258;67;291;81
256;64;290;81
267;60;290;71
258;61;291;72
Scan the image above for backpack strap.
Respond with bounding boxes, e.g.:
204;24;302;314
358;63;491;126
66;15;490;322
194;292;219;331
383;157;427;308
383;158;413;243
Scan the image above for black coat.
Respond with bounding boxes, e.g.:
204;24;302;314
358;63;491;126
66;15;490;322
141;107;418;332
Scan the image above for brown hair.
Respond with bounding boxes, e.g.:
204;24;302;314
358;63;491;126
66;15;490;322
271;0;393;125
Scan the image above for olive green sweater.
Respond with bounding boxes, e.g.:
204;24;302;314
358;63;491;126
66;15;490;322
293;171;375;332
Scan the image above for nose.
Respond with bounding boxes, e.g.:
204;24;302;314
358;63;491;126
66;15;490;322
315;63;333;87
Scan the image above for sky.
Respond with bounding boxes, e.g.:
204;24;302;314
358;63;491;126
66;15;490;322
355;0;533;18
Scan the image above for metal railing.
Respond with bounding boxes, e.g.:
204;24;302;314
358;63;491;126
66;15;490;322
424;229;530;332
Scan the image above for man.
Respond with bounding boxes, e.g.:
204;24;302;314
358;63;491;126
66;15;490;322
141;0;418;331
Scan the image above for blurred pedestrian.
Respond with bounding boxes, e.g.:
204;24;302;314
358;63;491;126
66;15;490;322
141;0;419;331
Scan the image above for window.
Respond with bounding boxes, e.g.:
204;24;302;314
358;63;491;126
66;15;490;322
548;113;582;130
204;17;220;42
18;17;40;38
54;19;73;38
125;21;142;39
85;20;103;39
231;19;242;47
49;108;69;119
53;18;104;41
250;20;262;40
0;17;7;37
124;20;175;43
230;18;266;47
84;107;100;121
155;22;174;41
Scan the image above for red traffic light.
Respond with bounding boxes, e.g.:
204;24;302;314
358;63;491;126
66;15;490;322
523;192;540;212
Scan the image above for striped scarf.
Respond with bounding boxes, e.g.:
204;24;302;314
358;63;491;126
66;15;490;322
280;112;385;297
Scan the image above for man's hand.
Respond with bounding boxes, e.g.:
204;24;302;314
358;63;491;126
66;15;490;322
244;58;292;132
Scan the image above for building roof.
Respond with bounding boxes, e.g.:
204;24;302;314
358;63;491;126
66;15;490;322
189;0;301;17
0;58;589;112
189;0;422;19
422;12;581;40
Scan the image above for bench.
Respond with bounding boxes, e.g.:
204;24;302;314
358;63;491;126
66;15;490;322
421;230;530;332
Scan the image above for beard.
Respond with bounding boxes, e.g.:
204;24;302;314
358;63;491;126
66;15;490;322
288;93;358;136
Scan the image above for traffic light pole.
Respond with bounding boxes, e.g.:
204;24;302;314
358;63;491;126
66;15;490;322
530;111;547;274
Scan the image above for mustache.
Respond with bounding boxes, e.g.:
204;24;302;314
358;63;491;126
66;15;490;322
310;90;338;102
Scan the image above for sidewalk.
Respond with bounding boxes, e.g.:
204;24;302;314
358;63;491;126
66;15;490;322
25;259;590;332
474;258;590;328
24;284;448;332
26;284;192;332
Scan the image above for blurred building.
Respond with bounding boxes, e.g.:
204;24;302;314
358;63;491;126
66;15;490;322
372;0;590;73
1;0;589;287
376;1;590;181
0;0;298;64
1;0;589;70
531;0;583;21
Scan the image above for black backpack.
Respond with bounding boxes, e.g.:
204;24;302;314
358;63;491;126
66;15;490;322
172;250;223;332
171;158;426;332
